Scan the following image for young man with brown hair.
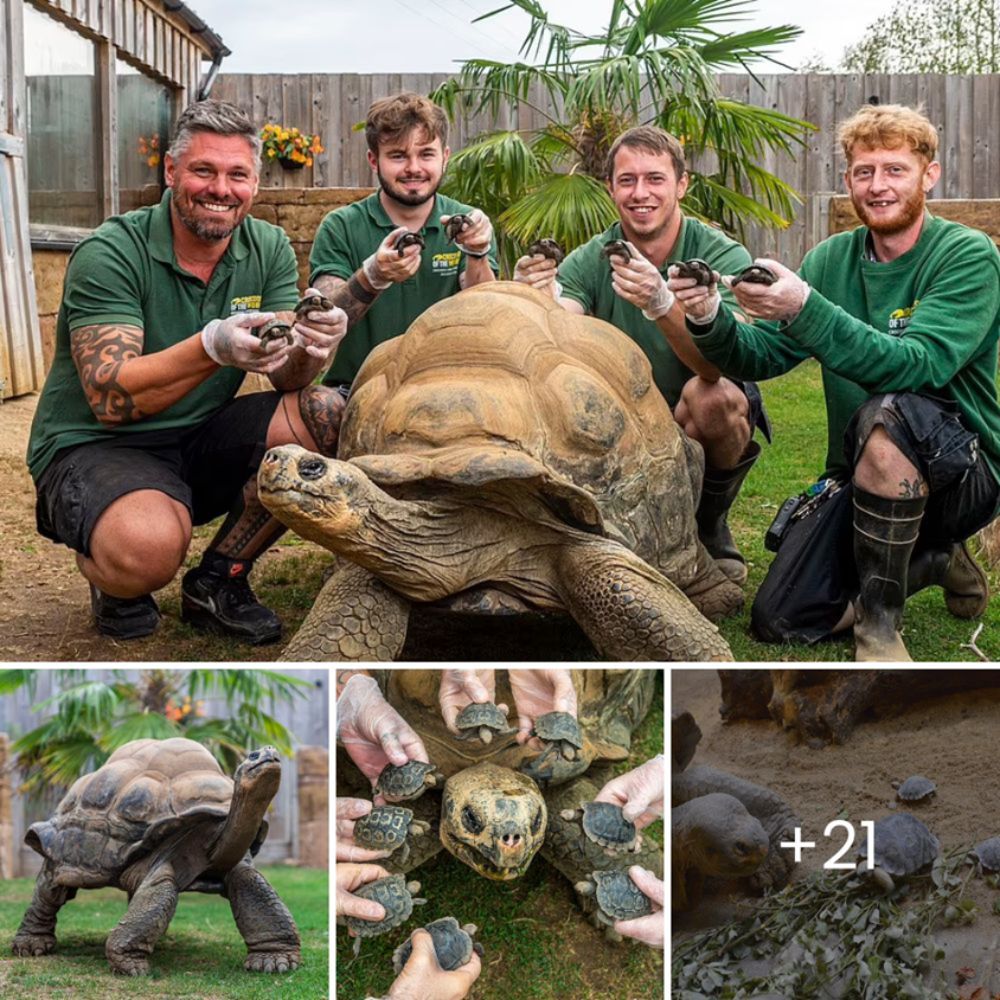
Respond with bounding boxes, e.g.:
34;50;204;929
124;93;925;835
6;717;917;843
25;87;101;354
670;103;1000;660
309;92;497;393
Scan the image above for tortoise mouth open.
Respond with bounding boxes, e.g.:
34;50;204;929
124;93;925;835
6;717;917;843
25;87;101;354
443;829;535;881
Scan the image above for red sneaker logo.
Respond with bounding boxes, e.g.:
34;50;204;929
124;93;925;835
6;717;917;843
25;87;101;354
229;562;246;577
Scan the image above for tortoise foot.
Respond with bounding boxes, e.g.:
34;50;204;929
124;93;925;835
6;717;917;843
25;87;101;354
109;956;150;976
12;932;56;957
245;949;301;973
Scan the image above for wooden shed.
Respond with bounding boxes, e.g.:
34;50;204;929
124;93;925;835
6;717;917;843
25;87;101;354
0;0;228;399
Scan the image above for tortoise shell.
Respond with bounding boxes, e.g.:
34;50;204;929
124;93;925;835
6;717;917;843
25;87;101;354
533;712;583;748
455;702;512;743
896;775;936;802
527;238;565;264
673;259;715;287
588;869;652;921
344;875;423;941
391;917;482;975
971;837;1000;873
353;805;417;852
578;802;638;851
375;760;442;802
857;813;939;877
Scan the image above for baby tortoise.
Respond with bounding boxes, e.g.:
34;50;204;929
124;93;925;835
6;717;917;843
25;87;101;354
894;775;937;803
730;263;777;287
395;231;426;256
455;702;515;745
600;239;633;266
444;214;474;242
391;917;484;974
970;837;1000;874
344;874;426;956
575;869;653;926
532;712;584;761
527;238;565;265
257;293;335;346
353;805;431;866
673;258;715;287
857;812;939;893
375;760;444;802
560;801;640;854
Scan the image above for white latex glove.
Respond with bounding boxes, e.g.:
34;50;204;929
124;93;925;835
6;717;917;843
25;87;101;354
439;669;506;735
363;227;423;289
722;258;811;323
337;674;430;794
442;208;493;257
513;254;562;299
201;312;293;373
336;862;389;921
335;797;392;862
667;265;722;325
609;242;675;320
508;669;578;746
293;287;348;361
614;866;664;948
593;754;665;829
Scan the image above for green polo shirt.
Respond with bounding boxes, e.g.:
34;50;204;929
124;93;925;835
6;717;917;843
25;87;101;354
558;217;751;406
27;191;299;481
309;191;498;387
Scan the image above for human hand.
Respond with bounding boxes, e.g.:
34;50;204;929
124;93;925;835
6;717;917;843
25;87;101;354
439;669;504;736
594;754;665;830
201;312;294;373
667;265;722;325
614;866;664;948
363;227;423;289
513;254;561;299
387;928;482;1000
335;797;393;862
337;674;430;798
723;258;809;323
442;209;493;257
335;862;389;921
508;669;577;745
292;287;348;362
609;243;674;319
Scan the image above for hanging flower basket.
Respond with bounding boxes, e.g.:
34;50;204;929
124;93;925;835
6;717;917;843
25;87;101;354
261;123;323;170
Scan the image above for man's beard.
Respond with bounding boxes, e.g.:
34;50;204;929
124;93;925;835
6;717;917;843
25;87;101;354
378;166;440;207
853;185;926;236
174;195;242;242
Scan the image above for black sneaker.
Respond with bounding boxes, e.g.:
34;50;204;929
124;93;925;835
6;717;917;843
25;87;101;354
181;559;281;645
90;585;160;639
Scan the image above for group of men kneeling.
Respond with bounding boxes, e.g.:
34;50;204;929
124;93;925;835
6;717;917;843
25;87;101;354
26;91;1000;661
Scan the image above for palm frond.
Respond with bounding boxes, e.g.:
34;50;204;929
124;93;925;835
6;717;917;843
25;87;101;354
0;669;34;696
32;681;124;733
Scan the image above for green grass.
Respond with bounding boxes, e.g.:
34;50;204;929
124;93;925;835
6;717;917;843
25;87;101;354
0;866;328;999
719;359;1000;661
335;671;665;1000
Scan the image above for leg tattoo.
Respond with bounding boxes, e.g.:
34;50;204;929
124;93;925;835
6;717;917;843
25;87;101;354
208;474;285;561
298;386;344;457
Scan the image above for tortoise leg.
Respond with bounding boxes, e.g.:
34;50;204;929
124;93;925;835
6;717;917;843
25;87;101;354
224;861;301;973
12;861;74;957
105;864;178;975
555;540;733;661
280;560;411;661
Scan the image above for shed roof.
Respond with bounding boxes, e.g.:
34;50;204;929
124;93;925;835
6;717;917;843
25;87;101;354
163;0;230;59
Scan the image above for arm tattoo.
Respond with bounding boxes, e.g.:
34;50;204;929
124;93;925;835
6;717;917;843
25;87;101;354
315;271;381;327
298;385;345;456
70;324;145;424
898;477;925;498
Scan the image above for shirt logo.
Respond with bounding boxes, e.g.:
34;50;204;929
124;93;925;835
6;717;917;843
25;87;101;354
887;301;918;335
230;295;263;313
432;251;462;276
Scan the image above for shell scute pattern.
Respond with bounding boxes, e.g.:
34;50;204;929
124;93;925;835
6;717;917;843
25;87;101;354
896;775;936;802
858;813;939;882
576;869;652;923
375;761;443;802
971;837;1000;873
345;875;425;955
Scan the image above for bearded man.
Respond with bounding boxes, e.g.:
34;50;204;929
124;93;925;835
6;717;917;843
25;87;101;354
668;103;1000;661
28;99;348;643
309;92;497;394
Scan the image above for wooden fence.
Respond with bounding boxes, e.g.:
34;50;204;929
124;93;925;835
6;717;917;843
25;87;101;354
211;72;1000;268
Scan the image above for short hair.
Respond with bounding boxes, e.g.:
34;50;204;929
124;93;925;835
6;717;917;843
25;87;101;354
837;104;938;164
167;99;261;165
606;126;686;182
364;93;449;155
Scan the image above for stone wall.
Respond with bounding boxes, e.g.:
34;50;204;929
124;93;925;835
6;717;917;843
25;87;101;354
0;734;13;880
296;745;328;869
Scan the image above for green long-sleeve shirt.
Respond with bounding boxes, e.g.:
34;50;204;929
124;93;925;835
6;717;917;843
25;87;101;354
689;214;1000;485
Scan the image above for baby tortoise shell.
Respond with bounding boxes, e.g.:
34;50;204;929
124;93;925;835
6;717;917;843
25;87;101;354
345;874;426;956
894;775;937;803
391;916;484;975
527;238;565;265
560;801;639;853
971;837;1000;873
600;239;633;265
532;712;584;760
455;702;514;745
730;263;777;287
257;293;335;346
375;760;444;802
575;869;652;925
444;214;474;241
857;812;940;893
353;805;431;866
395;231;426;256
673;259;715;287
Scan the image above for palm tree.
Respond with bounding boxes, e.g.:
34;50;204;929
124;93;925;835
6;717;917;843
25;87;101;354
432;0;813;272
0;668;311;793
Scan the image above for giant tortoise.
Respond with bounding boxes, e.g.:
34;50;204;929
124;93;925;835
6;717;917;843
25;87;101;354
259;281;739;662
11;738;300;976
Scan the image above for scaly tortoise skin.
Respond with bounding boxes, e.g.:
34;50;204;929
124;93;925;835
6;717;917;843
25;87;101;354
391;917;484;975
455;702;515;744
374;761;444;803
260;281;738;662
344;875;426;956
353;805;431;866
11;738;300;976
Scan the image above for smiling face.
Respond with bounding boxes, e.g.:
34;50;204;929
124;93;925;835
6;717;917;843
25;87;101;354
845;143;940;237
164;130;259;243
608;144;688;244
370;127;450;208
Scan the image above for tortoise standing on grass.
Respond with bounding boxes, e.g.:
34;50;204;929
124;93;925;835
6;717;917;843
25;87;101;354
259;281;739;662
11;738;300;976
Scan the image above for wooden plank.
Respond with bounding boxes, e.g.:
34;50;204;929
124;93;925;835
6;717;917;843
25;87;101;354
95;38;117;219
971;74;992;198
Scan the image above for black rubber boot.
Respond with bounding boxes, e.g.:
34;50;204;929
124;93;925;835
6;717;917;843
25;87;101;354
181;552;281;645
696;441;760;585
90;585;160;639
908;540;989;619
852;488;927;662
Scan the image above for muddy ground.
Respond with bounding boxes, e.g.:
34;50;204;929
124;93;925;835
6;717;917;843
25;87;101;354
673;668;1000;995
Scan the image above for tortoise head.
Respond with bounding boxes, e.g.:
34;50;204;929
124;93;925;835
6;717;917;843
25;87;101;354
684;793;769;879
208;746;281;871
440;763;546;881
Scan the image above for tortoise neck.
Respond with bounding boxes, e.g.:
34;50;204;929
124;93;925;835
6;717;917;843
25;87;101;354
209;770;277;870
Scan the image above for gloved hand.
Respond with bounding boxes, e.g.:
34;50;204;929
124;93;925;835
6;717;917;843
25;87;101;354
335;862;389;921
293;286;348;361
336;797;393;862
723;258;810;323
387;927;482;1000
608;242;675;320
667;265;722;325
508;669;578;746
363;227;423;289
513;254;561;299
201;312;294;373
614;866;664;948
439;669;504;736
337;674;430;796
441;209;493;257
594;754;664;829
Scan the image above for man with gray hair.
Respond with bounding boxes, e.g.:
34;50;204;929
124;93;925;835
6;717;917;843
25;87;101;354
27;99;349;644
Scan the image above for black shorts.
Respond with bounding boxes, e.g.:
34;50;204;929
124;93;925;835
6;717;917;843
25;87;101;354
34;392;283;557
751;392;999;644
